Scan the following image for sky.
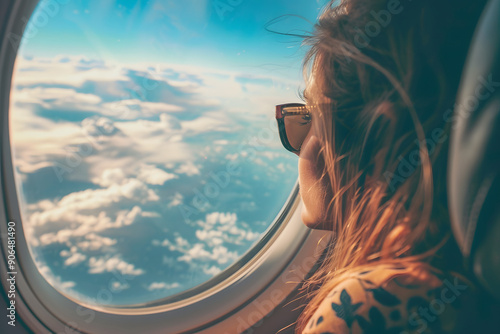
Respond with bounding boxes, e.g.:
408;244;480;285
10;0;326;306
22;0;326;72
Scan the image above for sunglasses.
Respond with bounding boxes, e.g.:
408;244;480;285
275;103;312;153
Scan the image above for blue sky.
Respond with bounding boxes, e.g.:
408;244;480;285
24;0;327;73
10;0;327;305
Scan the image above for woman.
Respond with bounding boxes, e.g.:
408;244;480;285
275;0;495;333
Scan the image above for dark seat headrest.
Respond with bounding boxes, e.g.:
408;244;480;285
449;0;500;299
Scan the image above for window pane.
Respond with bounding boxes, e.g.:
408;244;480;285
9;0;322;306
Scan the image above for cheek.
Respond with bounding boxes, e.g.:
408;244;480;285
298;135;333;230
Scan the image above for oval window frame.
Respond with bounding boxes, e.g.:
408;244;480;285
0;1;331;333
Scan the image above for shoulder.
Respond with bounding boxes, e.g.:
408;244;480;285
302;263;473;334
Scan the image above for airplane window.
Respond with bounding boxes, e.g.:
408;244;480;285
9;0;323;306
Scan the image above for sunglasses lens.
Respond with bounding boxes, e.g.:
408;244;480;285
284;114;312;152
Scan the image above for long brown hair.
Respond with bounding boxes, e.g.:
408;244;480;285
295;0;487;332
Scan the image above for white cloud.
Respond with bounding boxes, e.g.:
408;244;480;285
177;243;239;265
14;87;102;112
37;206;144;246
101;100;184;119
205;212;237;226
13;56;129;88
181;112;234;134
195;229;223;241
111;281;130;292
60;246;88;267
36;263;77;291
137;164;177;185
82;117;118;138
10;55;295;187
195;212;261;247
147;282;180;291
64;253;87;266
60;281;77;289
157;212;261;272
77;233;117;251
161;236;190;252
168;192;183;207
160;234;239;265
174;161;200;176
93;165;177;188
203;265;222;276
88;255;144;276
93;168;126;187
29;170;157;229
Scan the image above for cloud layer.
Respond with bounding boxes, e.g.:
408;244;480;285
10;55;298;305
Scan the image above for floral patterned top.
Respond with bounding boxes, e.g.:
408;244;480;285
302;263;475;334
